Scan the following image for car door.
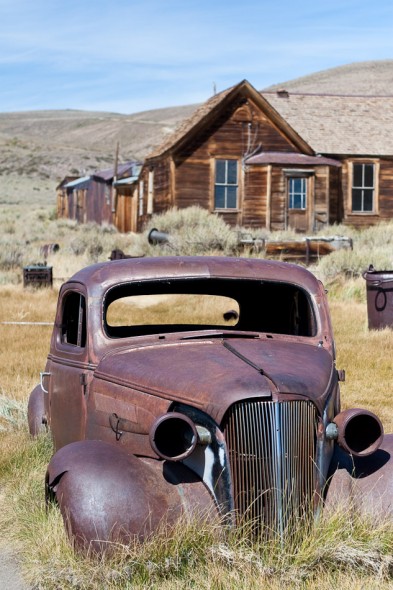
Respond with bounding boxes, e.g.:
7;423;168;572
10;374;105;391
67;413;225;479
48;285;90;450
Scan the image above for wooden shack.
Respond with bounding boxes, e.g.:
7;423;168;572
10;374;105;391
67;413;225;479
57;162;141;228
137;80;342;233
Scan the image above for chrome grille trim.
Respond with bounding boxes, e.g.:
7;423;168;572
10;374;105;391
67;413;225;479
223;400;318;534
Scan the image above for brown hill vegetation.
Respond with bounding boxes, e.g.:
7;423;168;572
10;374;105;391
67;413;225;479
266;59;393;95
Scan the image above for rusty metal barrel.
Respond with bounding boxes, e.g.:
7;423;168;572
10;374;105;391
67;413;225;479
363;265;393;329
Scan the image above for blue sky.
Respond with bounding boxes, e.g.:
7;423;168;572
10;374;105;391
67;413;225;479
1;0;392;114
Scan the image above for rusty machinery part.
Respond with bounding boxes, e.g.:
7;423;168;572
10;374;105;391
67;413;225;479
149;412;200;461
27;384;47;436
148;228;170;245
326;408;384;457
46;439;215;552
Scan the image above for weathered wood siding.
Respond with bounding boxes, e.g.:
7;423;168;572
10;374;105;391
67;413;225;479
328;167;342;225
174;160;211;209
242;166;268;227
314;167;329;229
86;180;112;225
114;186;137;233
270;168;286;230
378;159;393;220
151;160;171;213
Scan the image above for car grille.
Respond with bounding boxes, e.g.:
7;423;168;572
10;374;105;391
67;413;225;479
223;400;318;535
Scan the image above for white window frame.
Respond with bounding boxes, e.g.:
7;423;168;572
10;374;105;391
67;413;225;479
138;180;144;216
288;176;307;210
351;162;375;213
147;170;154;215
214;159;238;210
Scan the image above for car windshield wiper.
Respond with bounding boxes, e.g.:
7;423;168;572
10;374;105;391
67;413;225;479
180;331;260;340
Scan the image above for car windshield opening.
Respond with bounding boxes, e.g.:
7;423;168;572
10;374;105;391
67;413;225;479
104;278;316;338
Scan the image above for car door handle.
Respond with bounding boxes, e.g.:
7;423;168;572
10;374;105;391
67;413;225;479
40;372;51;394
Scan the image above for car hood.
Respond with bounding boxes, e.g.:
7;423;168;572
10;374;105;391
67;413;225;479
94;337;334;422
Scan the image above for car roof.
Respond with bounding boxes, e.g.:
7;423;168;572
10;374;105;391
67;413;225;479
65;256;322;298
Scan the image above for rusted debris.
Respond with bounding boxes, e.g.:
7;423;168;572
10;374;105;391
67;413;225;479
147;229;353;264
238;234;353;263
23;264;53;288
148;228;170;245
109;249;133;260
27;256;392;551
40;243;60;259
109;249;144;260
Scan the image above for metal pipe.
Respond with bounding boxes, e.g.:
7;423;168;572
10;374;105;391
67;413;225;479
148;228;170;245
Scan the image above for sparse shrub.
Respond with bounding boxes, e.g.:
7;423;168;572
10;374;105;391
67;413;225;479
318;245;393;282
144;206;239;256
0;240;24;270
69;237;88;256
88;241;104;262
3;220;15;234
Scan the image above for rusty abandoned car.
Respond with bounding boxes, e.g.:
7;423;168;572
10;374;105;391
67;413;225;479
28;256;393;550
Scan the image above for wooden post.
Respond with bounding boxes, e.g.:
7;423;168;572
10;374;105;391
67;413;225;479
266;165;272;230
112;142;119;224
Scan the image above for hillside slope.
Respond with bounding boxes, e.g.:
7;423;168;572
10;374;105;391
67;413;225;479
265;59;393;95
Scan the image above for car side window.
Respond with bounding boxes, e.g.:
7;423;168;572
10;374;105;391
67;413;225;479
61;292;87;347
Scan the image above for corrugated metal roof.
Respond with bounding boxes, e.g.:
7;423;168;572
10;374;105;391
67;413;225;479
94;161;141;182
64;176;91;189
245;152;341;167
114;176;139;186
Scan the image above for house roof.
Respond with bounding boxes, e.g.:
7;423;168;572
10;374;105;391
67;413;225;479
56;176;79;190
93;161;141;182
261;92;393;156
64;176;91;190
245;151;341;167
146;80;314;161
113;176;139;186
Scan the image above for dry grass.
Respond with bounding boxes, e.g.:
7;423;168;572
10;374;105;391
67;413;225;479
331;299;393;430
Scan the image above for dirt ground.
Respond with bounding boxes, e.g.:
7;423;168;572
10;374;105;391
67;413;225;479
0;548;27;589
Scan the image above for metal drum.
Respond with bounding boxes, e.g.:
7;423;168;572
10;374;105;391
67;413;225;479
363;265;393;329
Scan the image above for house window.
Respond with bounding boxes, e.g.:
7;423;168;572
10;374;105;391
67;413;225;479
352;163;374;212
214;159;238;209
288;177;307;209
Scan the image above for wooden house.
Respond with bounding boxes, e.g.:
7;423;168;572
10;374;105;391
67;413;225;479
136;80;393;233
137;80;343;233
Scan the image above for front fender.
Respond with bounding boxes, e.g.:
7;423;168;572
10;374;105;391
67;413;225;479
27;384;46;436
325;434;393;518
46;440;215;552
